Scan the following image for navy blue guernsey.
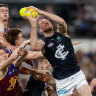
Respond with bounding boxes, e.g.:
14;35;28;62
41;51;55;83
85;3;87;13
42;32;80;80
23;75;45;96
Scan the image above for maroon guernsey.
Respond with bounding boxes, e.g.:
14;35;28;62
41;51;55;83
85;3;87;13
0;64;18;96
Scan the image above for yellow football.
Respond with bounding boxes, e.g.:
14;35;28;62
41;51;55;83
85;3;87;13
19;7;39;18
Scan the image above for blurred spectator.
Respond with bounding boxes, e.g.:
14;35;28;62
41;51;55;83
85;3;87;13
21;22;31;38
83;2;95;21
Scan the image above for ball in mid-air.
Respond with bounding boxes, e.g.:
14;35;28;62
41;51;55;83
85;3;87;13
19;7;39;18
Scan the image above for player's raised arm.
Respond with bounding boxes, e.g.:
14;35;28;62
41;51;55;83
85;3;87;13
29;6;67;35
25;11;45;51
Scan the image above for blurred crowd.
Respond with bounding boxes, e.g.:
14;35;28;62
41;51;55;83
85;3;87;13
76;50;96;83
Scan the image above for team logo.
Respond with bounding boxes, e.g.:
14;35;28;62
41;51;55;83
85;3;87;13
55;44;69;60
48;43;54;48
25;8;30;13
7;76;18;91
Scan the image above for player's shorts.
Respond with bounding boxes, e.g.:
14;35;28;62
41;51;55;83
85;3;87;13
55;70;88;96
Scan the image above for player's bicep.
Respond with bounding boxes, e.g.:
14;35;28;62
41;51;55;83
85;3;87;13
57;23;67;34
57;24;70;37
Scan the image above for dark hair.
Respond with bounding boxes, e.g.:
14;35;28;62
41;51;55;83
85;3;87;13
0;4;9;8
39;58;47;65
4;28;22;45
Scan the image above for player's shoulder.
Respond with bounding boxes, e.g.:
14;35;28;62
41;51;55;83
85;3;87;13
0;23;4;27
0;23;4;33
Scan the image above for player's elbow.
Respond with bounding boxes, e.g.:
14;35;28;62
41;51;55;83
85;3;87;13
31;44;39;51
62;20;67;28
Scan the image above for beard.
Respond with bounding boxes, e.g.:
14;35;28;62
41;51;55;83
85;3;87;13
43;27;53;33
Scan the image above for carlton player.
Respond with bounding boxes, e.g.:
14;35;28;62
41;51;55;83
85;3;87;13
27;6;92;96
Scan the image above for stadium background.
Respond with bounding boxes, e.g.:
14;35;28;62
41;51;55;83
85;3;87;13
1;0;96;93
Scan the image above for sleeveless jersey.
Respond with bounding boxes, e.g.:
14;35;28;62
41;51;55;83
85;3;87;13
0;64;18;96
0;23;8;34
23;75;45;96
43;32;80;80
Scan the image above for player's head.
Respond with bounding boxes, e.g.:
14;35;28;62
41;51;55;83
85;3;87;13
0;48;8;62
5;28;24;47
39;59;51;71
0;4;9;22
38;18;53;34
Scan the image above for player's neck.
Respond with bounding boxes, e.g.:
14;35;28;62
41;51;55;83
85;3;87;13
0;21;8;28
43;30;54;37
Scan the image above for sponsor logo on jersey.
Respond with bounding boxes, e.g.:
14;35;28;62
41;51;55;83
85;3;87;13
48;43;54;48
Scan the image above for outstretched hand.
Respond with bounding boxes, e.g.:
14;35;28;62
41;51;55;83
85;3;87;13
17;47;28;56
29;6;41;14
24;11;39;27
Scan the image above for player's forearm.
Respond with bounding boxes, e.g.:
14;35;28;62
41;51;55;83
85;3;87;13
0;56;16;71
72;41;82;45
25;51;44;60
30;69;39;74
30;26;41;50
40;10;66;26
18;66;33;74
30;69;44;76
14;52;28;68
30;26;37;48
